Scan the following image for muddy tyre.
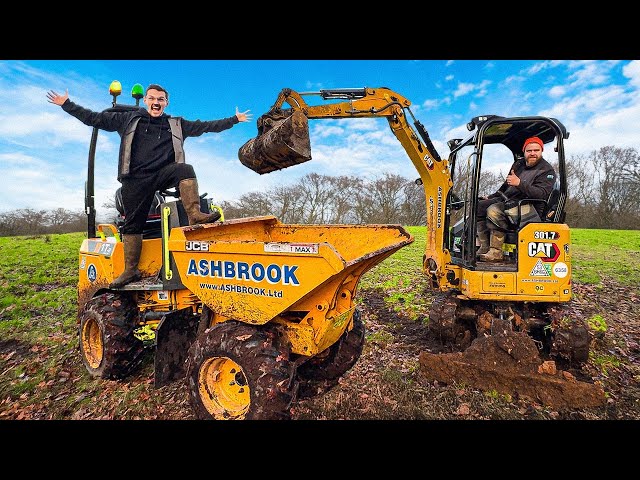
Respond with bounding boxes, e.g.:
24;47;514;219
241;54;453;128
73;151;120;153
296;309;365;399
550;318;591;367
187;321;297;420
78;292;144;380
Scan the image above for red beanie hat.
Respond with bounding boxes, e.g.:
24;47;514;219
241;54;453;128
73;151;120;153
523;136;544;152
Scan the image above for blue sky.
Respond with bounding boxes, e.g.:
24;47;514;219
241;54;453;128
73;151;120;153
1;59;638;219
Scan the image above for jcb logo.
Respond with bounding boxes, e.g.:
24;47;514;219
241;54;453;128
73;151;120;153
186;241;209;251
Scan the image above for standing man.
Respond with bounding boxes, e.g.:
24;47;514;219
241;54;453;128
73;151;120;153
477;136;557;262
47;84;252;287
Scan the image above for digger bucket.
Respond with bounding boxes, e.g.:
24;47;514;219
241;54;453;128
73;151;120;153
168;216;414;325
238;110;311;174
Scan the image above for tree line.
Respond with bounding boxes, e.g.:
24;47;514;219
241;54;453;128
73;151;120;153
1;145;639;237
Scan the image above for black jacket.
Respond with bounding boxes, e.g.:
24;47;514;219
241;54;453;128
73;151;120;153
61;99;239;180
489;157;557;216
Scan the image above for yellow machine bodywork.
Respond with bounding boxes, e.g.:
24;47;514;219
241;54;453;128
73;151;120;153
78;216;413;357
454;222;571;301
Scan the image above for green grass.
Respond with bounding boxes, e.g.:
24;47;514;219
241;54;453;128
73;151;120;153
571;229;640;285
0;232;84;340
0;227;638;420
1;227;637;344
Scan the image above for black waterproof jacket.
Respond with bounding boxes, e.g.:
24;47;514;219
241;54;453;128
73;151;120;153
488;157;557;216
61;99;238;181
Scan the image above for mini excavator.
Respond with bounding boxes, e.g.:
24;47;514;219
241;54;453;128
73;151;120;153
238;87;606;408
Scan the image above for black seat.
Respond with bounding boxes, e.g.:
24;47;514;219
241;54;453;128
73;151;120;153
541;178;561;222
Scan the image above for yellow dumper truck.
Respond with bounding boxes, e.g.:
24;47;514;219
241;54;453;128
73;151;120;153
77;82;412;419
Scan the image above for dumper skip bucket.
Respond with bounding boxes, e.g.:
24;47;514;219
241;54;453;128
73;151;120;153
168;216;414;325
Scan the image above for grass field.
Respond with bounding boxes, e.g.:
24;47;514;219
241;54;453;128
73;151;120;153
0;227;638;420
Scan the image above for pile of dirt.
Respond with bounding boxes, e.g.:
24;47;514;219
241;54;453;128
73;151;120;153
418;330;606;410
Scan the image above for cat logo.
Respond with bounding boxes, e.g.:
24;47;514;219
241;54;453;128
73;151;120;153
424;154;435;170
528;242;560;262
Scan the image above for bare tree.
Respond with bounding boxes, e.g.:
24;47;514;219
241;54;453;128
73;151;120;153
221;191;273;220
400;180;426;226
296;173;335;224
326;175;362;223
271;184;306;224
367;173;407;223
351;180;375;224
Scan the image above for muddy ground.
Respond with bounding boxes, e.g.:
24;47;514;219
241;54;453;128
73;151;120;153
0;278;638;422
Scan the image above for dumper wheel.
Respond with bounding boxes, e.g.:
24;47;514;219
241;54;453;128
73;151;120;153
187;321;298;420
78;292;144;380
296;309;365;399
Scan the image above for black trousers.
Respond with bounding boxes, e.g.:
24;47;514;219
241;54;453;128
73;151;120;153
120;162;195;234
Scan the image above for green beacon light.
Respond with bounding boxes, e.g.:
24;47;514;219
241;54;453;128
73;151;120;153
131;83;144;106
109;80;122;106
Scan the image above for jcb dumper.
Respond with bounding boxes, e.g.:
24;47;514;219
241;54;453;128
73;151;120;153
77;81;413;420
237;87;606;409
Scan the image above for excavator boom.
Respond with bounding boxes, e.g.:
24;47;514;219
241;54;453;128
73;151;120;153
238;87;451;287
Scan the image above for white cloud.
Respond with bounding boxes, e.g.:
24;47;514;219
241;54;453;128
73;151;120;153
548;85;566;98
623;60;640;87
453;82;475;98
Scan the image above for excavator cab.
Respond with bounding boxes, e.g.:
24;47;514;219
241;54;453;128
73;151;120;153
445;115;569;269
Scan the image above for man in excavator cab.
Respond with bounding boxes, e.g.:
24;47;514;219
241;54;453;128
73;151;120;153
476;136;557;262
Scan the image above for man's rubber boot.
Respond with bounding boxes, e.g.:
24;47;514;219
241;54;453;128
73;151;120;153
479;230;506;262
179;178;221;225
109;234;143;288
476;220;490;256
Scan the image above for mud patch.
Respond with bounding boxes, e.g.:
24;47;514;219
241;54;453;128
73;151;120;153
418;331;606;409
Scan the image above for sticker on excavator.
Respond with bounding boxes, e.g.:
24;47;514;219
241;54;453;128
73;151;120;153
238;110;311;174
530;259;552;277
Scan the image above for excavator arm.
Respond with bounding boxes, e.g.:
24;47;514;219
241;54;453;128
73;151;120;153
238;87;455;289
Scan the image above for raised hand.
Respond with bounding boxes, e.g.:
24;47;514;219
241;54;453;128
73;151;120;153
46;89;69;106
235;107;253;122
506;169;520;187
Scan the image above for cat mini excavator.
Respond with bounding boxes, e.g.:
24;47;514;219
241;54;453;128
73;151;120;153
239;87;606;408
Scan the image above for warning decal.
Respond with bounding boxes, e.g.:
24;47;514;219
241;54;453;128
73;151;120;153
530;259;552;277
